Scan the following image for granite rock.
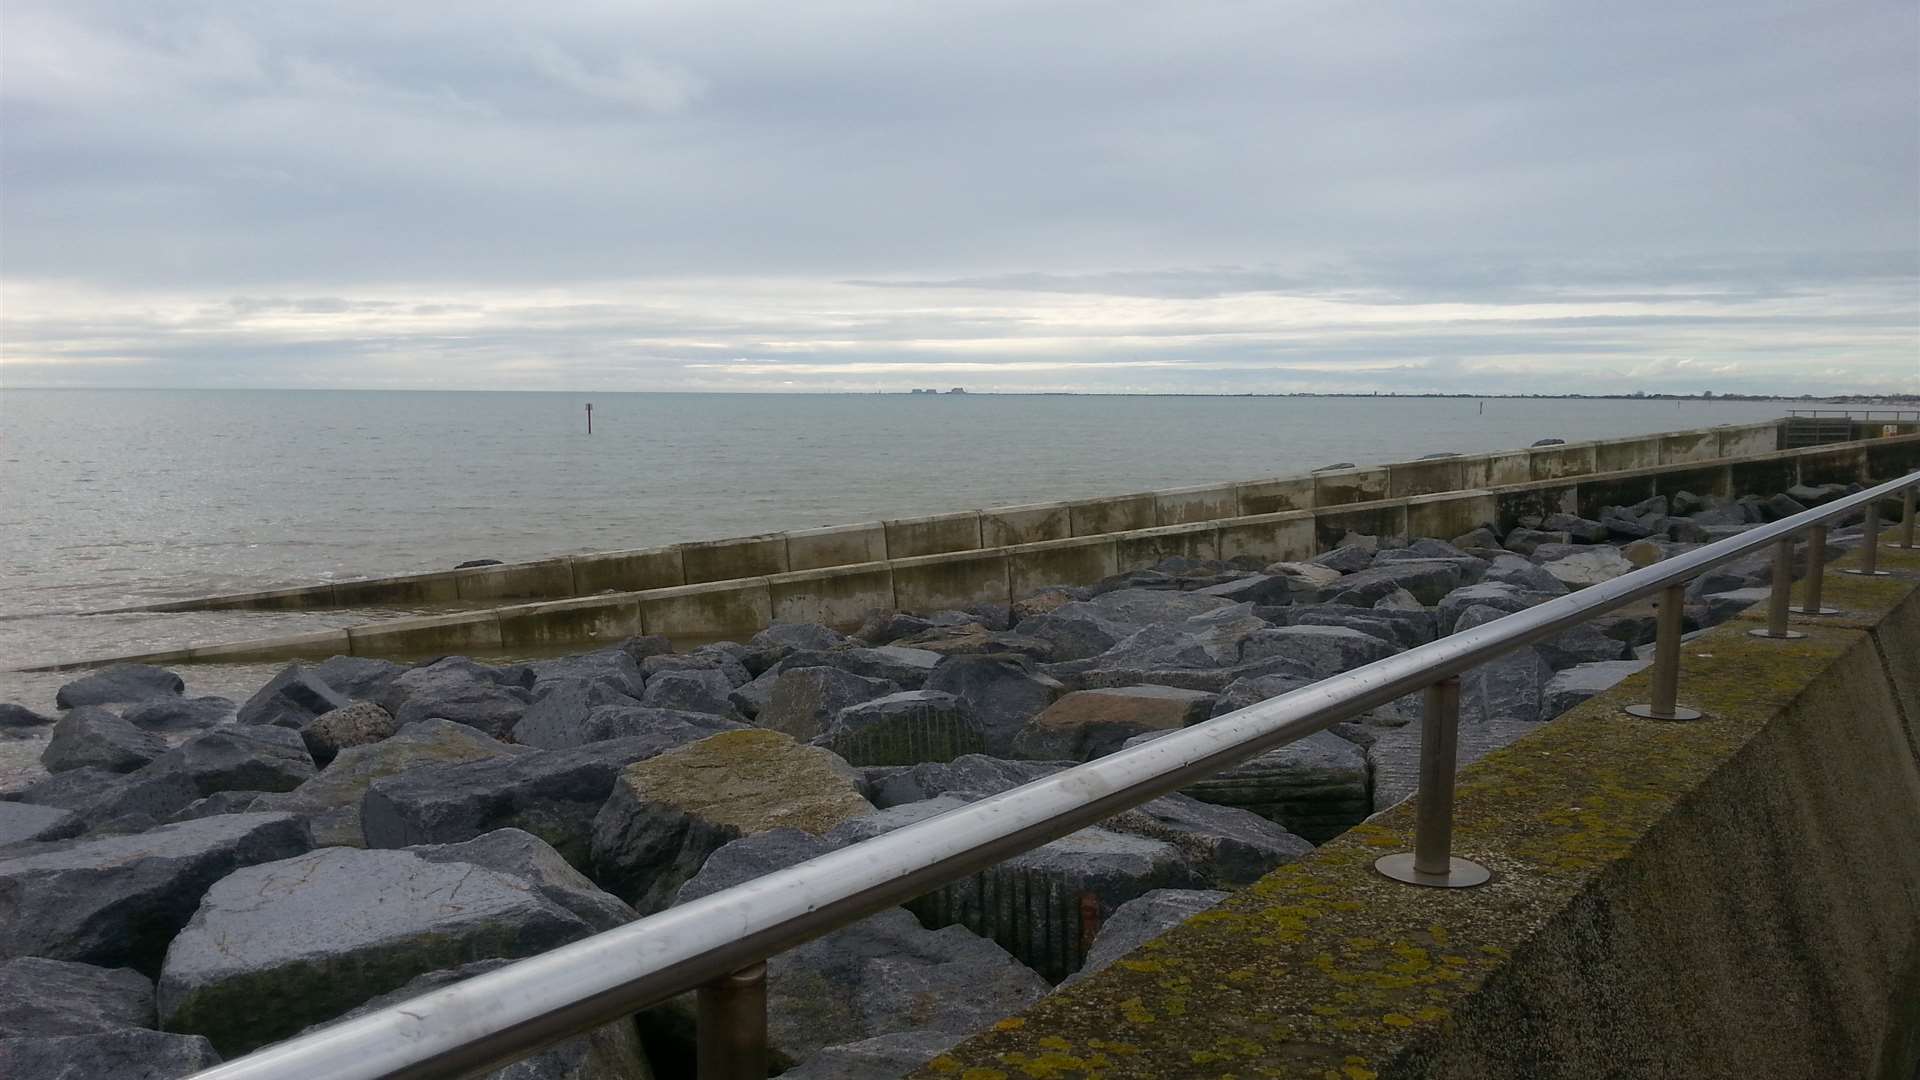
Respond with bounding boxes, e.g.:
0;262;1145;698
814;691;986;767
54;665;184;709
0;957;155;1037
41;707;168;774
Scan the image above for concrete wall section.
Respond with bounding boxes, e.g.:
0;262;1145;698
891;550;1011;615
767;563;895;629
454;558;577;604
679;534;789;585
923;579;1920;1080
346;611;503;657
1648;463;1732;501
1007;536;1120;598
1068;493;1157;538
1796;444;1871;487
1656;427;1721;465
1718;421;1782;458
331;571;465;607
496;594;641;650
1407;490;1495;541
1312;467;1390;507
1591;435;1660;474
1386;457;1467;498
1528;440;1598;480
638;579;773;640
1493;480;1580;532
1113;522;1222;571
1313;502;1408;552
784;523;888;572
187;630;353;663
1233;476;1314;516
1217;512;1315;565
569;546;685;595
883;511;982;559
1153;484;1238;526
980;502;1071;548
1573;471;1661;520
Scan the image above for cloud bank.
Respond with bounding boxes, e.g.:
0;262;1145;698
3;2;1915;392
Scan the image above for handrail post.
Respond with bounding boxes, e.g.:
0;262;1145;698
697;963;767;1080
1793;524;1838;615
1889;485;1916;551
1374;677;1490;888
1748;539;1805;640
1625;584;1703;720
1841;500;1890;576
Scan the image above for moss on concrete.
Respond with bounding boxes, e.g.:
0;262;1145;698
918;573;1920;1079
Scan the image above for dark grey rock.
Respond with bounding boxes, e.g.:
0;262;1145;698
0;703;54;729
362;735;702;867
816;691;986;767
1451;526;1501;551
727;667;780;719
0;957;154;1037
1191;574;1291;605
620;634;674;661
164;791;271;823
757;667;900;741
1060;888;1229;986
1103;793;1312;889
754;621;852;654
1764;492;1809;520
523;649;646;700
409;828;635;932
923;654;1066;756
1543;659;1650;718
775;646;943;690
1011;685;1215;761
638;668;741;720
1085;587;1235;625
1124;726;1367;843
780;1030;965;1080
1481;553;1569;595
0;802;81;847
1535;620;1630;670
1542;513;1610;543
512;698;743;751
0;813;311;974
1457;607;1556;725
1239;625;1398;679
1531;437;1565;446
1694;586;1772;626
310;656;407;702
1308;545;1373;574
1501;527;1571;556
4;766;202;836
299;701;397;767
0;1029;220;1079
1540;546;1637;588
1329;560;1466;607
145;725;315;797
511;679;639;743
41;707;168;774
238;663;352;729
376;659;531;738
156;846;593;1055
640;650;750;688
863;755;1064;808
1010;603;1136;661
54;665;185;710
1289;606;1436;651
121;697;237;732
1437;581;1534;636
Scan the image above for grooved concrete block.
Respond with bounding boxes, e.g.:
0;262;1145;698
816;690;986;767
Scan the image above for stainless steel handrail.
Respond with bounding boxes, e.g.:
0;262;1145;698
189;470;1920;1080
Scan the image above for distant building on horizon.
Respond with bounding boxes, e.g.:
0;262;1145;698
947;387;967;394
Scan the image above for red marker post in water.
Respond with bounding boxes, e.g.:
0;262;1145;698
586;403;593;434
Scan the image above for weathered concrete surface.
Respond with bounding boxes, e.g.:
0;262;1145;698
917;547;1920;1079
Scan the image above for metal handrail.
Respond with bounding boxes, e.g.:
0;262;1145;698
189;470;1920;1080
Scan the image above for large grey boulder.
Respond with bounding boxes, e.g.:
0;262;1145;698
0;1029;220;1079
41;707;168;774
1534;619;1631;670
1328;560;1466;607
923;654;1066;756
815;691;986;767
589;730;872;912
523;648;646;700
1543;659;1650;718
864;755;1064;808
659;830;1047;1071
0;813;311;973
1457;608;1556;725
1060;888;1230;986
1437;581;1535;636
1122;727;1368;843
756;668;900;741
363;735;702;867
642;648;752;689
409;829;635;932
0;802;81;847
1086;587;1235;625
300;701;397;767
1502;527;1571;556
1289;606;1436;651
377;658;532;737
512;679;639;744
1103;792;1311;888
1010;603;1136;661
1542;512;1610;544
251;719;526;847
237;664;352;729
1010;685;1214;761
1482;553;1570;595
780;1030;964;1080
54;665;184;709
1309;545;1373;573
4;765;202;837
0;957;154;1037
638;668;741;719
122;696;238;732
1239;625;1398;679
143;725;316;797
1540;546;1636;588
511;701;743;751
774;646;943;690
311;655;407;702
295;959;650;1080
0;703;55;729
156;846;594;1055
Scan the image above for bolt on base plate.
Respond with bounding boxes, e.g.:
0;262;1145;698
1374;853;1491;889
1623;703;1704;721
1747;628;1807;640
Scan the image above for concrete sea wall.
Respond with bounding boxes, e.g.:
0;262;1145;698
29;429;1920;671
915;540;1920;1080
116;421;1787;615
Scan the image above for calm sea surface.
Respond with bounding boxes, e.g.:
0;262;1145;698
0;389;1790;777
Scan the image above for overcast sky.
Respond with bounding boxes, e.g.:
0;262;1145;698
3;2;1915;394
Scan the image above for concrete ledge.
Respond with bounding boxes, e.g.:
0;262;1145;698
768;563;895;629
1114;522;1223;568
1407;490;1493;541
186;630;352;663
454;558;577;603
1154;484;1239;526
1314;466;1390;507
982;503;1072;548
1235;476;1315;516
785;523;888;572
893;550;1010;615
1528;439;1598;480
496;594;640;650
569;546;685;594
1008;536;1120;598
680;534;789;585
638;579;772;640
346;611;502;657
1387;458;1467;499
1315;501;1409;550
331;570;464;607
885;512;983;559
919;556;1920;1079
1217;512;1315;565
